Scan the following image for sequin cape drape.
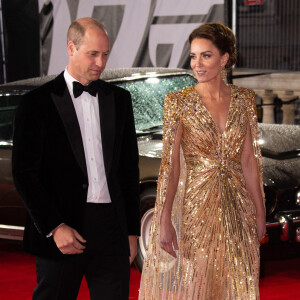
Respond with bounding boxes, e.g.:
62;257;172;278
139;85;265;300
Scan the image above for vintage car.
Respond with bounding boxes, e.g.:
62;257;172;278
0;68;299;272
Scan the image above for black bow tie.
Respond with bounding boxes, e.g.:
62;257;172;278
73;81;98;98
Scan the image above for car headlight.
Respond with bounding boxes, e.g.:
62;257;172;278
296;190;300;206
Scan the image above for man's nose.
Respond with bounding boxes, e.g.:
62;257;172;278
95;56;103;67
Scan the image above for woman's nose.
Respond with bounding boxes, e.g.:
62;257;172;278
195;58;203;67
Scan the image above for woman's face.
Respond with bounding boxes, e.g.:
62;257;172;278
190;38;228;83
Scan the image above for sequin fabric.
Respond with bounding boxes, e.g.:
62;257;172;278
139;85;264;300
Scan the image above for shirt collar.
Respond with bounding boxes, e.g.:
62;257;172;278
64;67;78;97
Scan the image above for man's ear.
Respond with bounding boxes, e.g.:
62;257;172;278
67;41;76;56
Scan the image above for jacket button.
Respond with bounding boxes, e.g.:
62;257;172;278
82;184;88;189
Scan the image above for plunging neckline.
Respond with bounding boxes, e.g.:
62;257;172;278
193;85;234;135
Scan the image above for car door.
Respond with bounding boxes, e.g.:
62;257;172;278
0;91;25;239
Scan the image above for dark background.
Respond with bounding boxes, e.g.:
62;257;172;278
1;0;40;83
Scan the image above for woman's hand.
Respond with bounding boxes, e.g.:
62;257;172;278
160;216;179;258
256;213;266;242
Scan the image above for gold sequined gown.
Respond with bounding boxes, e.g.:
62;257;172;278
139;85;264;300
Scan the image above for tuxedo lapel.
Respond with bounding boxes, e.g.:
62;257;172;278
97;80;115;177
51;73;88;178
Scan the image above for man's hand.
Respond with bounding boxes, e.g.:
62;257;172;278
128;235;138;264
53;224;86;254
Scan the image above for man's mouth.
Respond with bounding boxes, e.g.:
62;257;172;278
90;69;101;73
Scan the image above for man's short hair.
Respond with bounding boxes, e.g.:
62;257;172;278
67;17;107;49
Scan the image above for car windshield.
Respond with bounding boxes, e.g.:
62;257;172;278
0;94;21;143
115;74;197;132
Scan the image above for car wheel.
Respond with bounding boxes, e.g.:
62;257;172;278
134;187;156;273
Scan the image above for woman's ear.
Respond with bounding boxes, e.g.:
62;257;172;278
221;52;229;68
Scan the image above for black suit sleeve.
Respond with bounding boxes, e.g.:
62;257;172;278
12;91;64;236
119;91;140;236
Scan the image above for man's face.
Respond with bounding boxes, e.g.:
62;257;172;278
67;27;110;85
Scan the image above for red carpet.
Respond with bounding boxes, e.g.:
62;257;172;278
0;240;299;299
259;259;300;300
0;240;139;300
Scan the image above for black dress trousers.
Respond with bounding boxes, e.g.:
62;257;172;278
33;203;130;300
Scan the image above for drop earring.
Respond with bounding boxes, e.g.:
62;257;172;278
221;66;227;83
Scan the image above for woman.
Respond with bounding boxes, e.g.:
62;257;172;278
139;22;266;300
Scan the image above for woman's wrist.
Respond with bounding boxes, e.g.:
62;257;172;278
161;210;172;223
256;212;266;219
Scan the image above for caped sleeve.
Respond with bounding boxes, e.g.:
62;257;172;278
139;91;187;299
246;89;265;204
155;93;182;215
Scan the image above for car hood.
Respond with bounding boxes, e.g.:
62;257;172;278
259;123;300;188
138;133;163;159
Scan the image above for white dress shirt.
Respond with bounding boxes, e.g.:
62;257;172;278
64;69;111;203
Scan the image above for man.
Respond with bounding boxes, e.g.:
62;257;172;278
12;17;140;300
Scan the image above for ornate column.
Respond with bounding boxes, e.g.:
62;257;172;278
262;89;276;124
281;90;296;124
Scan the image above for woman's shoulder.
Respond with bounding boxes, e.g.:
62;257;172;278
230;84;255;98
163;86;196;112
230;85;257;114
165;86;196;107
166;86;195;99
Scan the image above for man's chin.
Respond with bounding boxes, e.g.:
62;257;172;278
90;71;102;80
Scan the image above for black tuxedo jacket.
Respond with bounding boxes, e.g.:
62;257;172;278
12;72;140;258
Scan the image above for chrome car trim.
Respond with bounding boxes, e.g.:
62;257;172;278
0;90;31;96
139;178;158;185
139;208;154;259
0;224;24;240
106;71;194;83
279;216;290;241
0;141;13;147
296;228;300;242
274;210;300;242
261;148;300;160
266;221;281;228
